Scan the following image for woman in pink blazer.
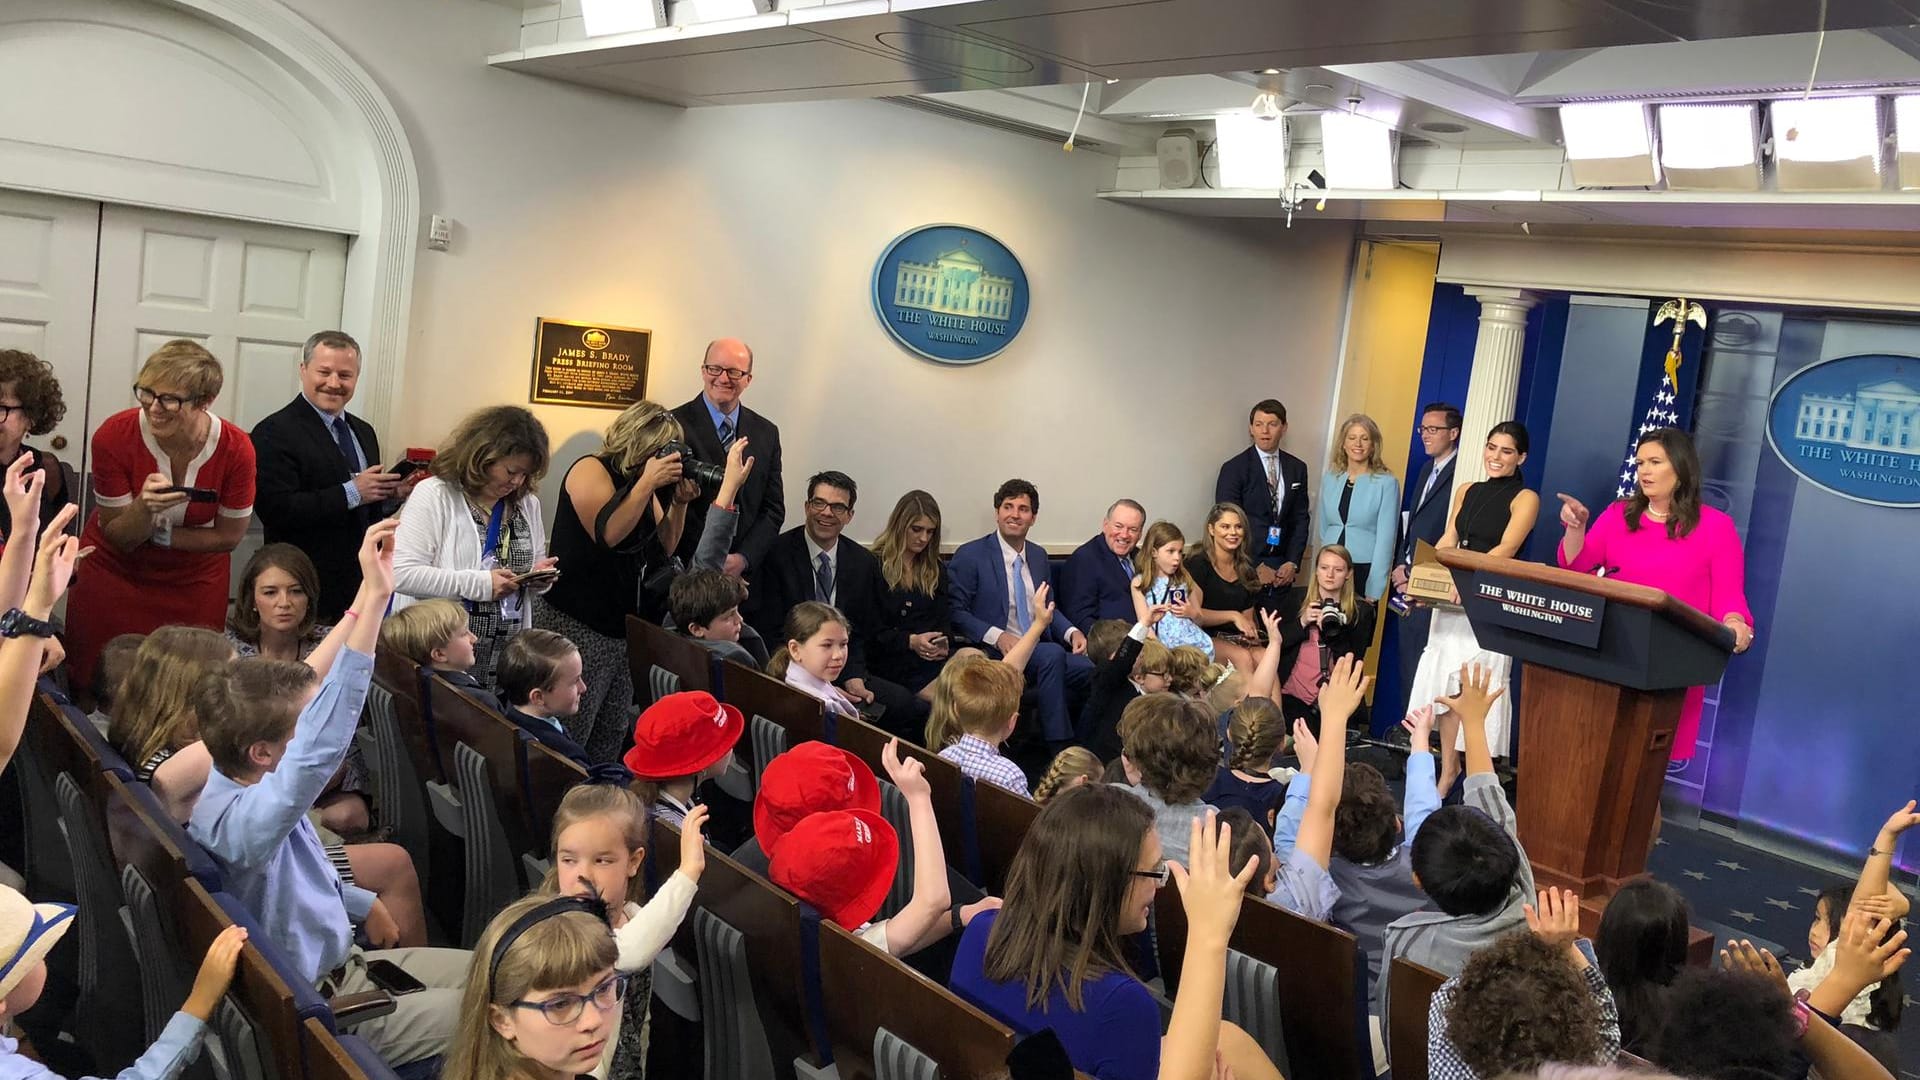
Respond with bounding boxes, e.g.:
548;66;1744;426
1555;427;1754;763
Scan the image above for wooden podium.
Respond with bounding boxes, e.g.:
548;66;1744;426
1435;549;1736;899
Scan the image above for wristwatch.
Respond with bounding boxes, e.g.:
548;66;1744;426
0;608;60;639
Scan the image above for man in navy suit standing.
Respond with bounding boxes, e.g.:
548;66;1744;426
1215;399;1311;598
1059;498;1145;632
1390;402;1462;708
948;478;1092;749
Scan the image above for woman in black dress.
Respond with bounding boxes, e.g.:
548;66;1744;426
870;489;952;699
1410;420;1539;791
1186;502;1266;673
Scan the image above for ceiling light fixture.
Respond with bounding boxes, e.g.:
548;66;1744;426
1893;95;1920;189
1658;102;1762;191
1559;101;1659;187
579;0;667;36
1771;95;1884;191
1319;111;1396;190
1249;91;1282;122
1215;112;1289;189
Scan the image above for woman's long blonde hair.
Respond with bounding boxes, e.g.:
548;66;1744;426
109;627;233;764
446;895;618;1080
599;400;683;475
871;490;943;598
538;782;651;907
1327;413;1389;475
1299;544;1358;623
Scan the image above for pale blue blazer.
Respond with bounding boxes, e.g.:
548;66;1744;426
1317;470;1401;600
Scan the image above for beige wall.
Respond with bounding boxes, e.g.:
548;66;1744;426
282;0;1358;549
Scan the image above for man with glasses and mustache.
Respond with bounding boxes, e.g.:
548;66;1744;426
669;339;783;579
745;470;924;738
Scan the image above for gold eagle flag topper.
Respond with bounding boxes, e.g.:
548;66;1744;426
1653;298;1707;388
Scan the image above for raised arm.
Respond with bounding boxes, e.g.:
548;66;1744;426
1438;662;1504;779
880;739;953;955
1162;810;1257;1080
1854;802;1920;917
1293;654;1368;869
999;582;1054;673
0;508;79;772
0;455;46;609
1243;608;1285;701
302;520;399;675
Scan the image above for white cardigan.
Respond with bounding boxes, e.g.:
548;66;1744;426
391;475;546;630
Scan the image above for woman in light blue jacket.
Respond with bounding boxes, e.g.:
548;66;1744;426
1318;414;1400;601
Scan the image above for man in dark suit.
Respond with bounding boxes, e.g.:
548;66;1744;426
251;331;399;620
1391;402;1462;707
1215;398;1311;598
948;479;1093;748
670;339;783;578
746;470;921;738
1060;498;1145;632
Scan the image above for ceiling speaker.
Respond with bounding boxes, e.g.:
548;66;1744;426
1157;129;1199;189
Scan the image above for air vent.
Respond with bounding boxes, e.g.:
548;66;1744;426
883;96;1107;150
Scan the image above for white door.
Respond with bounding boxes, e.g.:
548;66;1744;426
90;204;348;436
90;204;348;589
0;190;101;471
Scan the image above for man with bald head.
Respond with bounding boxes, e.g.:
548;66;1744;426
670;339;784;576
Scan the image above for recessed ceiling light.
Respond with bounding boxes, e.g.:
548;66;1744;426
1304;83;1333;95
1416;120;1468;134
1259;68;1280;75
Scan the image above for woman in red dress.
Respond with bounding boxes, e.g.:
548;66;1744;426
65;340;255;691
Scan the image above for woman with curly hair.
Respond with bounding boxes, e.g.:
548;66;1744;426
0;349;71;554
1429;888;1618;1079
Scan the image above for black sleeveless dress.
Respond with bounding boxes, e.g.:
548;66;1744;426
1453;473;1526;553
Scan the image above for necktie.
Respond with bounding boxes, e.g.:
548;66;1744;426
718;418;736;450
1421;465;1439;506
1264;452;1279;493
332;416;358;471
814;552;833;603
1012;551;1032;632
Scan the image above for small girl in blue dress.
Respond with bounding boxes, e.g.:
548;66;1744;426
1130;520;1215;659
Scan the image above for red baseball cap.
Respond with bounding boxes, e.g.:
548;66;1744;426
624;691;744;780
754;743;881;853
769;809;898;930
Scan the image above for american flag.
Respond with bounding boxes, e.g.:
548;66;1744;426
1617;298;1705;499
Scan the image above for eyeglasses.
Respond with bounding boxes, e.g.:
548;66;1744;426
509;972;627;1026
1417;424;1456;435
701;363;752;382
0;404;25;424
134;386;195;413
1131;862;1171;888
1140;669;1168;679
806;498;853;517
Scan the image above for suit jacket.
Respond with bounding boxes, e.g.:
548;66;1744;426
506;706;591;769
1398;453;1458;567
251;396;387;619
1059;534;1137;632
746;527;890;683
670;395;783;573
1215;447;1311;568
947;534;1076;647
1082;632;1144;760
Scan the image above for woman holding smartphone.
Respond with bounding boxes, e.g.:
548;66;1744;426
65;340;255;694
870;490;953;699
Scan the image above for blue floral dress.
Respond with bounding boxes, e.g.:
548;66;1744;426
1145;575;1215;658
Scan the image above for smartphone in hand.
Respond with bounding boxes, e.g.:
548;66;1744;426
512;567;560;587
387;459;423;479
157;485;220;503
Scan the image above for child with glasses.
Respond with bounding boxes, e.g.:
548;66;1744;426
448;894;627;1080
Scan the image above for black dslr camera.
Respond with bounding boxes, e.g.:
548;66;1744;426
655;440;725;491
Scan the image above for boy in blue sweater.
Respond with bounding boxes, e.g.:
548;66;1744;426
189;522;468;1066
1266;654;1370;921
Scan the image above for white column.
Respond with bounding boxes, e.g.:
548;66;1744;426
1455;287;1540;487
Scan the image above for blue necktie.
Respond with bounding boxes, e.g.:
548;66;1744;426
1012;551;1032;632
332;416;358;472
718;418;736;450
815;552;833;603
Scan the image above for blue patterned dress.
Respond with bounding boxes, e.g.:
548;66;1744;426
1145;575;1214;658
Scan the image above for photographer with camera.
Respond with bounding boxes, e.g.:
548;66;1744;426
535;400;699;762
1271;544;1375;734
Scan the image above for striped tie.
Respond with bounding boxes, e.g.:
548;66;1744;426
718;418;736;450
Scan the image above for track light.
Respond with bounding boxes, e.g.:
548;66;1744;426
1319;112;1396;190
1215;113;1289;189
1771;96;1884;191
1658;103;1762;191
1560;102;1660;187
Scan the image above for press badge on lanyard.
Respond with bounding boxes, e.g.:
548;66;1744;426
1267;525;1282;550
482;500;521;621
